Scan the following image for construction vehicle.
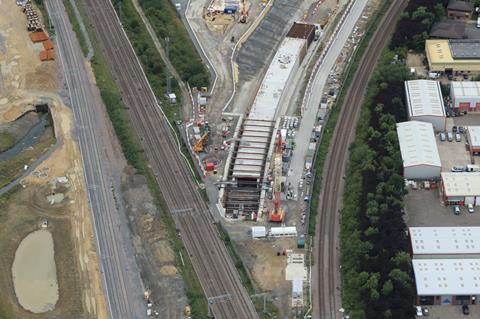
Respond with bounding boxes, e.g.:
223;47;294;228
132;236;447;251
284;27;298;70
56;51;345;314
193;121;209;153
239;0;249;23
270;131;285;222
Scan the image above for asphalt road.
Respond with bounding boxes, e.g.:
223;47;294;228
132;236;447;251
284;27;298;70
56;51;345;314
45;0;145;317
82;0;259;318
313;1;407;318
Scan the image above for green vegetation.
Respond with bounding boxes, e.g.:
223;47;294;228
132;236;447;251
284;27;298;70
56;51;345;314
62;2;209;316
0;133;16;153
62;0;89;56
390;0;449;51
308;0;392;236
341;50;414;319
139;0;210;87
33;0;51;35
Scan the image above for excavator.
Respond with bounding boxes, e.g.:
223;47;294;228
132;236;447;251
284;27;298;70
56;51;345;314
239;0;249;23
270;131;285;222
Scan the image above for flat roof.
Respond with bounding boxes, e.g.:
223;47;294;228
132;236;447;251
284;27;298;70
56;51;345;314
409;227;480;255
450;40;480;59
405;80;445;117
467;126;480;148
429;21;466;39
396;121;441;168
426;39;480;66
248;37;305;121
451;81;480;98
442;172;480;197
413;259;480;296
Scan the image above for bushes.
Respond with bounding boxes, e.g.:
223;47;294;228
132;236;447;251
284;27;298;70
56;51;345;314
139;0;210;88
340;51;415;318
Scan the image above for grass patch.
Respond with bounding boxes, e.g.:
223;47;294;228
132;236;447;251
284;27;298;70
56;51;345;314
138;0;210;87
308;0;393;237
0;133;16;153
62;0;89;56
32;0;51;35
63;1;209;316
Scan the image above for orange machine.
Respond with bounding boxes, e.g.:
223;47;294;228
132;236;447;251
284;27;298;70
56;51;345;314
270;131;285;222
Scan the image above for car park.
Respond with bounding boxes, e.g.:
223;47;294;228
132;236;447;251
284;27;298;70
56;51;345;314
462;304;469;315
468;204;475;214
447;132;453;142
439;132;446;141
453;205;460;215
455;133;461;142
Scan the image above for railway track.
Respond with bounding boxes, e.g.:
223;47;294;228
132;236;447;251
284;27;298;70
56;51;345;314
315;1;407;318
82;0;259;318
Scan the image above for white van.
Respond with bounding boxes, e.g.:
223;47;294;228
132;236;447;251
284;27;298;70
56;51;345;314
466;164;480;172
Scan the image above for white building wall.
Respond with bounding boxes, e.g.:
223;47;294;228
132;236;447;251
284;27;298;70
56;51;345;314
452;96;479;109
404;165;441;180
410;115;446;132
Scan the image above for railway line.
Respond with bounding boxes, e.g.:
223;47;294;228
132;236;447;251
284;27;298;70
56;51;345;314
315;1;407;318
82;0;259;318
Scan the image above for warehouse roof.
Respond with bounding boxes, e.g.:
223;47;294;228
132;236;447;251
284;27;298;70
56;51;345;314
413;259;480;296
396;121;441;168
467;126;480;148
429;21;466;39
441;172;480;197
450;39;480;59
249;37;305;121
405;80;445;117
451;81;480;98
409;227;480;255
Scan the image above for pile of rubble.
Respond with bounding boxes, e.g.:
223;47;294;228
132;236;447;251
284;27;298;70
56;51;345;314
18;1;43;32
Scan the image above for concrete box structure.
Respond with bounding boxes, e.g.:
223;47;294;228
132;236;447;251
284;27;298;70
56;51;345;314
441;172;480;206
396;121;441;180
467;126;480;155
251;226;266;238
451;81;480;112
405;80;446;131
413;259;480;305
426;39;480;72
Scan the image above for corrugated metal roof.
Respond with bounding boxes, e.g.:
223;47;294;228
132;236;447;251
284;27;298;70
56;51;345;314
442;172;480;196
396;121;441;168
413;259;480;295
409;227;480;255
467;126;480;148
405;80;445;117
451;81;480;98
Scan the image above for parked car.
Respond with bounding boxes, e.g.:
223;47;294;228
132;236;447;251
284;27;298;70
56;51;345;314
447;132;453;142
452;166;466;172
453;205;461;215
422;307;429;316
462;304;470;315
456;133;462;142
459;126;465;134
439;132;446;141
468;204;475;214
415;306;423;317
453;125;458;133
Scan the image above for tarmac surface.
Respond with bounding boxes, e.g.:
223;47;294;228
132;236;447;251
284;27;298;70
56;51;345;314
45;0;145;317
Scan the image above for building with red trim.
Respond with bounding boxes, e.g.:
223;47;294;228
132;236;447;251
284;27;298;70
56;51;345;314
451;81;480;112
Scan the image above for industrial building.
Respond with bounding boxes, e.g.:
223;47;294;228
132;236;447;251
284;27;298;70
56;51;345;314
396;121;441;180
410;227;480;305
404;80;446;131
413;259;480;305
441;172;480;206
451;81;480;111
409;227;480;258
426;39;480;72
222;22;316;216
467;126;480;155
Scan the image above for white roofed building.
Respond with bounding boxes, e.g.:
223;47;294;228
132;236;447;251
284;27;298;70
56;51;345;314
441;172;480;206
451;81;480;111
413;259;480;305
405;80;446;131
396;121;441;180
